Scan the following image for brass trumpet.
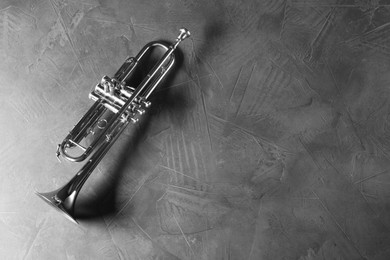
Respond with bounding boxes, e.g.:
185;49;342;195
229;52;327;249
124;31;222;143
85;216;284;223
36;28;190;224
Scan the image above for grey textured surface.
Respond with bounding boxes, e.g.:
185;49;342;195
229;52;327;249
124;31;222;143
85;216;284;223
1;0;390;259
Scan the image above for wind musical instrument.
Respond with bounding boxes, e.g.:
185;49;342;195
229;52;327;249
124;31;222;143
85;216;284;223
36;28;190;224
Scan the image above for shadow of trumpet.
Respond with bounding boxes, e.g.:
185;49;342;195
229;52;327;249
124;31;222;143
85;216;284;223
74;43;190;224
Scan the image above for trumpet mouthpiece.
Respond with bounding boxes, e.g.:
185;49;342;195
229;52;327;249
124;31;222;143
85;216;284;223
177;28;190;42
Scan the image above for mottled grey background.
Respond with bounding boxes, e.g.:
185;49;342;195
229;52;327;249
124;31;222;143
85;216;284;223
1;0;390;259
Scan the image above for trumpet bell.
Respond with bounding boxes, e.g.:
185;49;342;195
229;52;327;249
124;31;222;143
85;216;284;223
35;188;78;224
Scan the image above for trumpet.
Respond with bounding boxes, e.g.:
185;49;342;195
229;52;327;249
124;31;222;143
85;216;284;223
36;28;190;224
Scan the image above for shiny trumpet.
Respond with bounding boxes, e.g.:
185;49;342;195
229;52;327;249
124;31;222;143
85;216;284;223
36;28;190;224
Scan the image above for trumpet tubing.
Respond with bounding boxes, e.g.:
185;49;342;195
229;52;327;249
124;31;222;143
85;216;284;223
36;28;190;224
